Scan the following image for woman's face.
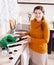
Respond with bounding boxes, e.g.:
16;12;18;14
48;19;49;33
34;9;44;21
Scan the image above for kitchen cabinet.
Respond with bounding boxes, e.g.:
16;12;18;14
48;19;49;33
52;38;54;51
48;30;54;54
15;55;21;65
21;43;29;65
0;37;29;65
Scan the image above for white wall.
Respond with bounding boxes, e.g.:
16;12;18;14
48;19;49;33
18;4;54;23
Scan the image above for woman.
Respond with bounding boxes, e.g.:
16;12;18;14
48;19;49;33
19;6;50;65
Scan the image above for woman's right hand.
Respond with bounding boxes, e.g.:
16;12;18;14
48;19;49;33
18;33;25;37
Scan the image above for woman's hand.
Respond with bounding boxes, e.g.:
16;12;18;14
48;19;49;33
28;37;31;43
18;33;25;37
25;36;31;43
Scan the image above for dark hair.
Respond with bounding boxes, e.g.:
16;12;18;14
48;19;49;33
34;6;44;30
33;6;45;14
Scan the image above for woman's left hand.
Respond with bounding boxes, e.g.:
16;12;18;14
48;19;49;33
25;36;31;43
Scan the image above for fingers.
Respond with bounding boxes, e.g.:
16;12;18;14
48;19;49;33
25;37;31;43
18;33;25;37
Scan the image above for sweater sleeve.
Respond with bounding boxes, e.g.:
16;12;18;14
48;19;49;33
30;22;50;45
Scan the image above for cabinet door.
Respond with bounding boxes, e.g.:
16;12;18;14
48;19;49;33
52;38;54;51
15;55;21;65
21;44;29;65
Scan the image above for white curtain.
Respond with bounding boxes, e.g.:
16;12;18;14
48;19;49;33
0;0;18;36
